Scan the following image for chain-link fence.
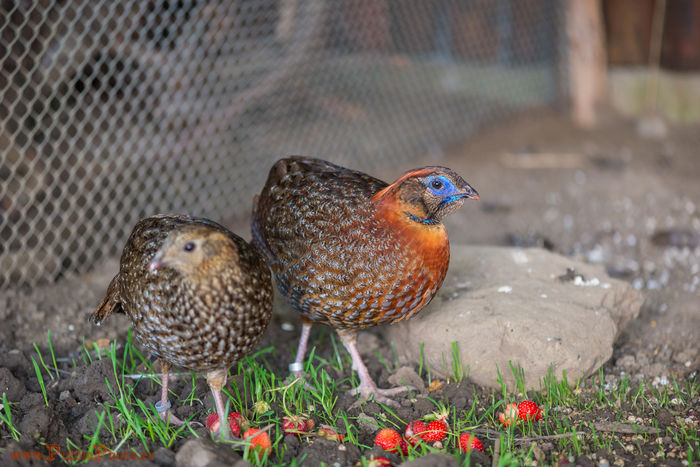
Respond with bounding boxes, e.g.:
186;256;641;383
1;0;562;288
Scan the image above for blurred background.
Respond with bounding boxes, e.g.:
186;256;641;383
1;0;699;289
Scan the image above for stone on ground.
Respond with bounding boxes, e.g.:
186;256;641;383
387;246;643;390
175;438;246;467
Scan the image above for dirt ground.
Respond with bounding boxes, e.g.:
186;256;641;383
0;110;698;465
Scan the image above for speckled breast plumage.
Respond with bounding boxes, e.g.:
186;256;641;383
252;157;450;329
117;216;272;371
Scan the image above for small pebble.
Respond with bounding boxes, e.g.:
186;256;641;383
573;276;600;287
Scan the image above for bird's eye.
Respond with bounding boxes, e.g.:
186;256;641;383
183;242;196;252
426;175;455;196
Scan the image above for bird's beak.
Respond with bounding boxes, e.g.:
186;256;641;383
438;183;480;209
461;183;480;200
148;254;163;274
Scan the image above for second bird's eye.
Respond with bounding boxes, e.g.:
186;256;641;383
431;179;443;189
183;242;196;252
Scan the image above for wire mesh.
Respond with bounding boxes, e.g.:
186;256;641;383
0;0;562;288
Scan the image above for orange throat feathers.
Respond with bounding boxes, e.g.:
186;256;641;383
372;187;450;282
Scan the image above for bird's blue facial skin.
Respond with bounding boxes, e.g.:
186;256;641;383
438;195;465;208
425;175;458;197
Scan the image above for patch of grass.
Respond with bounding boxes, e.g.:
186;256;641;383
448;342;467;383
80;337;93;365
0;392;21;441
32;342;55;381
30;355;48;407
46;330;60;380
418;343;433;386
25;330;700;466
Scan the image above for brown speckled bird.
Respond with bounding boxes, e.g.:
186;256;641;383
91;215;272;438
252;157;478;403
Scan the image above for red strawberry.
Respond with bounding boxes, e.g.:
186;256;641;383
243;428;272;459
228;416;242;437
229;411;249;431
517;400;543;421
459;432;484;453
229;411;244;423
205;413;242;437
366;456;392;467
374;428;407;455
421;419;448;442
205;413;219;432
499;403;519;427
404;420;426;446
282;415;309;434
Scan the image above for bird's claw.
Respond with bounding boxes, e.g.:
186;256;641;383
155;400;201;428
285;361;318;391
284;372;316;392
158;409;187;426
348;383;414;407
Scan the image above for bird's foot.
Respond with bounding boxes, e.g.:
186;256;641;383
289;361;305;380
155;400;202;428
285;362;316;391
348;382;413;407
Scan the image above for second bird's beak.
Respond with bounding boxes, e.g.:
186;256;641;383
148;254;164;274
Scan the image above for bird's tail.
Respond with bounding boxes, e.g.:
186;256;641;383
89;275;122;325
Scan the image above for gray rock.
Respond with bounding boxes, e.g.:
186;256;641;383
387;366;425;392
153;447;176;466
387;246;643;390
175;438;244;467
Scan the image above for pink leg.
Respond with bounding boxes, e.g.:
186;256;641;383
337;329;411;406
207;369;230;441
154;360;187;426
289;322;312;378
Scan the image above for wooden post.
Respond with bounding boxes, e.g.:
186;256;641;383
566;0;607;128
